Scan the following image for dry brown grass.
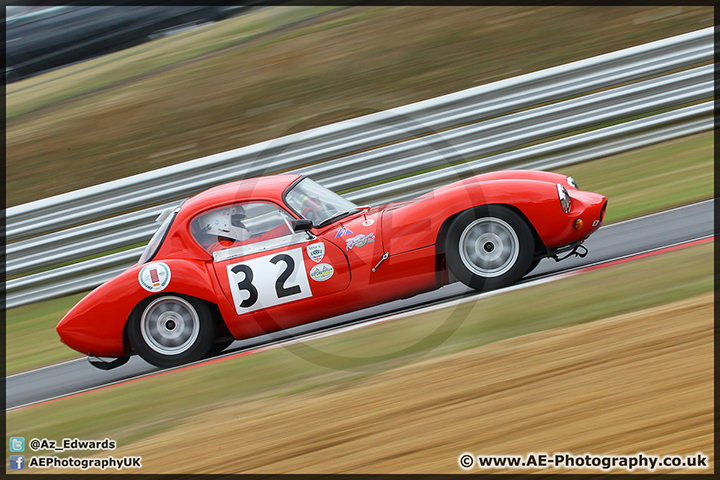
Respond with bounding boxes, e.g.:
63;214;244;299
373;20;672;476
76;293;713;474
6;6;713;205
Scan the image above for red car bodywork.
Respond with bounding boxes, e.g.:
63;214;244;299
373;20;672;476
57;171;607;359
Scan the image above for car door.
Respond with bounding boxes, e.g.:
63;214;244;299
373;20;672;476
191;201;350;338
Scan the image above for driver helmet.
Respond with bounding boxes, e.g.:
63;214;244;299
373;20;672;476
198;205;250;242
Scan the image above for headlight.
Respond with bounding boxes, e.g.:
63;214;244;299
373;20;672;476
557;183;571;214
567;176;578;189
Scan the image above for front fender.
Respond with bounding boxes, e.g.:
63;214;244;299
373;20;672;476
380;174;603;254
56;259;217;357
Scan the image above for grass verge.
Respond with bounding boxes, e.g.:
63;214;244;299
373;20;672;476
557;132;713;223
5;130;711;375
6;6;713;205
6;241;713;455
5;293;88;375
5;6;345;119
37;293;714;473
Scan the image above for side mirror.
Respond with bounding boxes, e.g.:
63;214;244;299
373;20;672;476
292;219;313;232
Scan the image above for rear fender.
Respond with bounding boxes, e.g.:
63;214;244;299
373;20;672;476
56;259;219;357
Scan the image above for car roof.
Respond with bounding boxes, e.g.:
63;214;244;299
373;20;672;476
154;174;303;261
178;173;303;219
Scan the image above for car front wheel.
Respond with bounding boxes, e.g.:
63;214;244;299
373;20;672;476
445;205;534;292
128;294;215;368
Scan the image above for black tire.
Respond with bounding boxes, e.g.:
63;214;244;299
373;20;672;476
206;338;234;357
445;205;534;292
527;258;542;275
127;294;215;368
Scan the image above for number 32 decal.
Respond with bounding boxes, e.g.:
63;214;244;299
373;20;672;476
226;248;312;314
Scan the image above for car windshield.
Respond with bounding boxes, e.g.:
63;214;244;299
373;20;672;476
285;177;358;226
138;208;178;264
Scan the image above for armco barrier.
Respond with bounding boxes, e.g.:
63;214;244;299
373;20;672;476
5;27;713;308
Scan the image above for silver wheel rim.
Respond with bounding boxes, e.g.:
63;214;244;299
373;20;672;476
140;296;200;355
459;217;519;278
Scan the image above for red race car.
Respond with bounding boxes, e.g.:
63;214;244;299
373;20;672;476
57;171;607;368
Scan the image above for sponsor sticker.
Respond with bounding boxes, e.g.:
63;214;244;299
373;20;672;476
306;242;325;263
310;263;334;282
346;233;375;250
138;262;171;292
362;218;375;227
335;226;353;238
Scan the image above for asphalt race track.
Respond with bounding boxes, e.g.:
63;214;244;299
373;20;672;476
6;199;713;410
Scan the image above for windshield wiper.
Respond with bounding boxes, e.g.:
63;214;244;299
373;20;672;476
316;206;369;228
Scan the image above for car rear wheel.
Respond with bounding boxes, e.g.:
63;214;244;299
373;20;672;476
128;295;215;368
445;206;534;292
